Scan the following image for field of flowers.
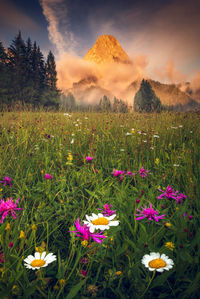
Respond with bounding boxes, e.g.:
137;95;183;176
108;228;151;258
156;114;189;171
0;111;199;298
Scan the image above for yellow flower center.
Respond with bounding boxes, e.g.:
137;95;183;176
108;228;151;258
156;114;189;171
31;259;46;267
92;217;109;225
149;258;166;269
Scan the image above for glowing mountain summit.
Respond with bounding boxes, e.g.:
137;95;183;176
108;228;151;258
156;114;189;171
84;35;130;64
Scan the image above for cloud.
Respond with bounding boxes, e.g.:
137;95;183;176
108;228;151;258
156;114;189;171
153;61;186;84
39;0;76;55
0;0;39;31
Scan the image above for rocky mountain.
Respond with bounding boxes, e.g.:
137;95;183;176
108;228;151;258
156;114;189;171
84;35;131;64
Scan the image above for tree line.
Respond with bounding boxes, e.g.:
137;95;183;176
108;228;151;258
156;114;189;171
0;31;59;109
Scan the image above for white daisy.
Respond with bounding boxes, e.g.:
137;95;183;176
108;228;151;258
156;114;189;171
83;213;119;233
24;251;56;270
142;252;174;273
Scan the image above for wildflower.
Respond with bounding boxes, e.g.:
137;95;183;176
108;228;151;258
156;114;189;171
0;198;22;224
155;158;159;165
5;223;11;231
139;167;150;178
158;186;178;200
69;218;107;243
0;253;4;263
164;222;172;228
161;204;166;209
8;241;14;248
136;199;140;204
0;176;12;187
153;134;160;138
45;173;53;180
112;169;125;177
83;213;119;233
24;251;56;270
19;230;25;239
165;242;175;251
86;156;93;162
59;279;66;287
80;269;87;276
142;252;174;272
126;132;131;136
81;240;88;247
87;285;98;295
99;204;116;216
115;271;123;275
184;228;188;232
189;215;193;220
176;193;187;204
32;224;37;231
81;257;88;264
135;204;165;222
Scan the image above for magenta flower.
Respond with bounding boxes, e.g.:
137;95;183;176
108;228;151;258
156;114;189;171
45;173;53;180
112;169;125;177
86;156;93;162
176;193;187;204
0;253;4;263
99;204;116;217
139;167;150;178
80;269;87;276
0;198;22;224
0;176;12;187
135;203;166;222
158;186;178;200
69;218;107;244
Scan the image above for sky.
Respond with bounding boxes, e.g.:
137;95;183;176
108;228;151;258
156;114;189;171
0;0;200;85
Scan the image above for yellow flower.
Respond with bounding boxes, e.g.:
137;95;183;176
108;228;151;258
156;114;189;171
32;224;37;231
0;188;3;192
5;223;11;231
54;285;59;291
19;230;25;239
169;143;172;148
164;223;172;228
115;271;123;276
155;158;159;165
59;279;66;287
81;240;88;247
131;129;135;134
165;242;175;251
176;207;179;210
41;170;44;174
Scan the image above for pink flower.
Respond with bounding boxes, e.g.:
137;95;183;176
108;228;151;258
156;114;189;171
69;218;107;244
139;167;150;178
0;198;22;224
8;242;13;248
81;257;88;264
158;186;178;200
0;176;12;187
99;204;116;216
45;173;53;180
80;269;87;276
135;203;166;222
86;156;93;162
112;169;125;177
0;253;4;263
176;193;187;204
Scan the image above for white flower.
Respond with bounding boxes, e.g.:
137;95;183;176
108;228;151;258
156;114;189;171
173;164;179;167
71;138;74;144
153;134;160;138
83;213;119;233
126;132;131;136
142;252;174;273
24;251;56;270
179;125;183;128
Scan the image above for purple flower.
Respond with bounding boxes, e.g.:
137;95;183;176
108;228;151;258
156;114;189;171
139;167;150;178
80;269;87;276
158;186;178;200
135;203;166;222
45;173;53;180
189;215;193;220
99;204;116;217
0;176;12;187
112;169;125;177
69;218;107;244
0;198;22;224
176;193;187;204
86;156;93;162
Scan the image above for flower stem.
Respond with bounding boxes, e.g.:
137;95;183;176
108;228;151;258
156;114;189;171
141;270;156;297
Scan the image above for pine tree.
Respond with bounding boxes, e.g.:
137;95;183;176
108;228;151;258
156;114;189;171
134;79;161;112
99;95;111;112
0;41;10;105
45;51;57;90
61;93;76;111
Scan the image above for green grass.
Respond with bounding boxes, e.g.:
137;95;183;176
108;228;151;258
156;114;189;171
0;111;199;298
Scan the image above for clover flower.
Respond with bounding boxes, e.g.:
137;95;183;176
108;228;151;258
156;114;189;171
112;169;125;177
135;203;166;222
45;173;53;180
139;167;150;178
0;198;22;224
86;156;93;162
0;176;12;187
69;218;107;244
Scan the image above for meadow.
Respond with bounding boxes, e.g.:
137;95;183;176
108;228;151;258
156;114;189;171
0;111;199;298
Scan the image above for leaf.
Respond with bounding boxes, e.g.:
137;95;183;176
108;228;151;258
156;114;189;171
65;279;86;299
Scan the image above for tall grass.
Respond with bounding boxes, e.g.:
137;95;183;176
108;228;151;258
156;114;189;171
0;111;199;298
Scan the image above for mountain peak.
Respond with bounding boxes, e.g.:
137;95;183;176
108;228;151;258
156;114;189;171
84;35;130;64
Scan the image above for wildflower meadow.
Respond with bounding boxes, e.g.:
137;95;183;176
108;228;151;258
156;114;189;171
0;111;199;298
